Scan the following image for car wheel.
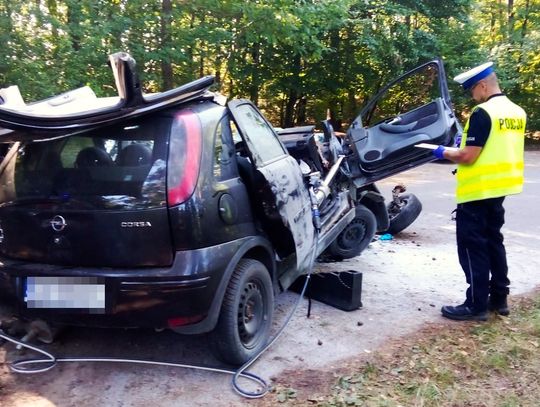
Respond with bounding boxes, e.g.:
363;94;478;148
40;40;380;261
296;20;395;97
325;204;376;260
210;259;274;366
385;193;422;235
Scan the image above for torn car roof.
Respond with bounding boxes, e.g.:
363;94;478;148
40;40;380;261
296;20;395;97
0;52;215;135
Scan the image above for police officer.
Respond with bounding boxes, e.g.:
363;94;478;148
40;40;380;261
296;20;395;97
433;62;526;321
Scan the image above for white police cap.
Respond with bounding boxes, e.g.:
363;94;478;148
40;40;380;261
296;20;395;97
453;62;494;90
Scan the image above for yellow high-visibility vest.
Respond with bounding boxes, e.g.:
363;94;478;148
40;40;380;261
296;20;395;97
456;95;526;204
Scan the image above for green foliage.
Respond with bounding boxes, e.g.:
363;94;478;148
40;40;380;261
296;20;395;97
0;0;538;131
471;0;540;129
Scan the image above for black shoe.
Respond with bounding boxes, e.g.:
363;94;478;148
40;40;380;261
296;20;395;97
488;297;509;316
441;304;488;321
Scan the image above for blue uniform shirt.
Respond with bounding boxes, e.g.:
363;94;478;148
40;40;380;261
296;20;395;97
466;93;505;147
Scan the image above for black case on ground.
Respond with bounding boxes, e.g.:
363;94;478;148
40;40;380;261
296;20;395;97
290;270;362;311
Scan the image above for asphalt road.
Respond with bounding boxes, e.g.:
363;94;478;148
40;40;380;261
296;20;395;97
1;151;539;407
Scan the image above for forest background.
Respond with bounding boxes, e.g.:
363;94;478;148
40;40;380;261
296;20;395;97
0;0;538;135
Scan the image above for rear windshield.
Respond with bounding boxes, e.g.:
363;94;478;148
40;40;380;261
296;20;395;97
0;116;171;210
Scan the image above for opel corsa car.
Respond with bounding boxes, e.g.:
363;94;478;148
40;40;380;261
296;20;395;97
0;53;458;364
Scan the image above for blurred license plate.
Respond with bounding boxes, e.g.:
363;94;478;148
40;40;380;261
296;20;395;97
25;276;105;310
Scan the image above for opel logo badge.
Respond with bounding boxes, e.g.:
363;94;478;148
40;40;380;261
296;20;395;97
50;215;67;232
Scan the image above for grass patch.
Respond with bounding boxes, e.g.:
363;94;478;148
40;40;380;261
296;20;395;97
269;294;540;406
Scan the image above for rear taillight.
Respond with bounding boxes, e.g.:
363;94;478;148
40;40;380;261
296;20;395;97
167;112;202;206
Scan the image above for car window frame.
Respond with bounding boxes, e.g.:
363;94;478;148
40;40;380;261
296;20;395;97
226;100;288;168
355;59;452;129
212;115;238;181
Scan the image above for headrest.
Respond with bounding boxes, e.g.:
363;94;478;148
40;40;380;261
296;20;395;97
75;147;113;168
116;143;152;166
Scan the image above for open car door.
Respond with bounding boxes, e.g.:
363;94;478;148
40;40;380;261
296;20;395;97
227;99;316;283
346;59;460;186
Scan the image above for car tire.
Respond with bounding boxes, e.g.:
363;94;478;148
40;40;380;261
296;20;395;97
385;193;422;235
210;259;274;366
325;204;377;260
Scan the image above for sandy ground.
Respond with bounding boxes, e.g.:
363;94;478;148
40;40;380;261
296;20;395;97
1;151;539;407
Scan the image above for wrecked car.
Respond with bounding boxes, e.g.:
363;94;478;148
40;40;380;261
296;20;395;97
0;53;458;365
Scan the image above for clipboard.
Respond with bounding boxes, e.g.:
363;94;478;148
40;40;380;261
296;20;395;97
415;143;459;152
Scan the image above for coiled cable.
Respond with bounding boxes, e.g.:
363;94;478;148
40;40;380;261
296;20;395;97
0;265;313;399
0;206;322;400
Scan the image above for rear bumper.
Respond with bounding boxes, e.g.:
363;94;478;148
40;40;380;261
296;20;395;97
0;237;267;332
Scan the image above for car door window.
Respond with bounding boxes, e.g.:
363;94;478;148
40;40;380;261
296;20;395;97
230;104;286;165
346;59;458;184
362;63;441;127
213;116;237;180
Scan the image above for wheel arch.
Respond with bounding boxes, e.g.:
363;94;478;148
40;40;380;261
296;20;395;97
170;236;276;335
357;189;390;233
241;245;275;289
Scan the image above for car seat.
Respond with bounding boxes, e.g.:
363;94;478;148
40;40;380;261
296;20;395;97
75;146;113;168
116;143;152;166
236;155;255;188
41;150;63;173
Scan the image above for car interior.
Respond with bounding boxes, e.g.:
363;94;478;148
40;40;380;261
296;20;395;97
352;98;450;172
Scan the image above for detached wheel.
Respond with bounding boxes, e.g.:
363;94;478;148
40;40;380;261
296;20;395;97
325;204;376;260
385;193;422;235
210;259;273;366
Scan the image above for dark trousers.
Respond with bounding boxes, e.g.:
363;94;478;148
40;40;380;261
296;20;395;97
456;197;509;312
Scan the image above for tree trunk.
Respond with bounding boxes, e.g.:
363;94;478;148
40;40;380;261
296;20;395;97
520;0;530;42
283;54;302;127
66;1;82;52
405;15;411;35
198;14;206;79
296;95;307;125
343;25;356;123
280;96;286;127
347;89;357;124
249;43;260;105
199;47;205;78
328;29;342;128
160;0;173;90
489;7;496;38
498;0;504;26
284;88;298;128
507;0;515;41
214;60;222;85
517;0;531;66
187;13;196;78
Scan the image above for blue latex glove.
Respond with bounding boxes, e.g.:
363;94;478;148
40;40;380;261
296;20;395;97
433;146;445;159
